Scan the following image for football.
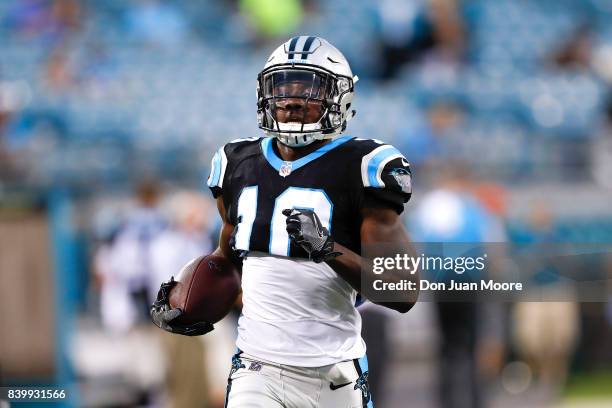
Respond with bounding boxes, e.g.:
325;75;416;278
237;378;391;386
169;254;240;324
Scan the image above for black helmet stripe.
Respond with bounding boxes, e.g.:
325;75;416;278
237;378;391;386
301;36;316;59
287;36;300;59
287;36;317;60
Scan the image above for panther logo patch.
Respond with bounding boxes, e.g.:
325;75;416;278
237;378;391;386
389;168;412;193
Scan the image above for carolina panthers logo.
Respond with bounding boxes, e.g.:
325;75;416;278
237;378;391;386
389;168;412;194
354;371;371;404
229;354;245;376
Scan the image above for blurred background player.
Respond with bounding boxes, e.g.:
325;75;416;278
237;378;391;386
95;179;166;333
410;162;507;408
149;191;214;408
510;200;580;403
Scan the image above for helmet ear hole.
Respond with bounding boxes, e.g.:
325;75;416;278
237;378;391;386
257;110;264;126
329;112;341;126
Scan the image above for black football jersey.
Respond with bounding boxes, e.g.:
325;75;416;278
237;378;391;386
207;135;412;258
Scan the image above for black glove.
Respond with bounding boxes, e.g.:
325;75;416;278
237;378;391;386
150;277;214;336
282;209;342;263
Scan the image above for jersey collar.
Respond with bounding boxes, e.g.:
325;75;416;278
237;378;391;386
261;136;354;174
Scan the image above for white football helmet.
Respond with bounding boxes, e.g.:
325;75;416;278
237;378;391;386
256;36;358;147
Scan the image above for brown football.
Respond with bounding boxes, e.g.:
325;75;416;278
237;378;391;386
169;254;240;324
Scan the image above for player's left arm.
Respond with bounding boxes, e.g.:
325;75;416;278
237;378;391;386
284;144;418;312
284;206;418;313
326;207;419;313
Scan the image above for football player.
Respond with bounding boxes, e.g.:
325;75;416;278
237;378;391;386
152;36;417;407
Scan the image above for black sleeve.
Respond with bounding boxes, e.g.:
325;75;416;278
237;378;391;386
363;157;412;214
209;186;222;199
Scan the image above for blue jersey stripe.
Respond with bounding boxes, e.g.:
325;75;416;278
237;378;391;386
366;146;402;187
208;151;222;187
358;354;369;373
262;136;354;173
287;36;300;59
301;36;316;59
206;152;216;187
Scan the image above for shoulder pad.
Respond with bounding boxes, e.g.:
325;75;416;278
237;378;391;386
207;137;262;194
206;145;229;191
359;142;410;192
354;139;412;214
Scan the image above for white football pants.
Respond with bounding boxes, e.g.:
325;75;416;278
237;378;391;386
224;351;374;408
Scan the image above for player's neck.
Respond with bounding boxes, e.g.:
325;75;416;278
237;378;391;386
274;139;329;162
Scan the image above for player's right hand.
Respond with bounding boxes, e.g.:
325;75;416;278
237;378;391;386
150;277;214;336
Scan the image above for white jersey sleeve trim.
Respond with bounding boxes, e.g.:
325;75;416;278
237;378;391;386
206;146;228;188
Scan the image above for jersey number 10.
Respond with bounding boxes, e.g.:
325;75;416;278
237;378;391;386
233;186;333;256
